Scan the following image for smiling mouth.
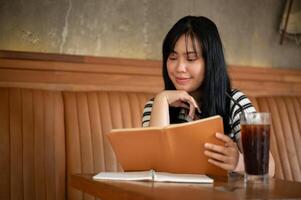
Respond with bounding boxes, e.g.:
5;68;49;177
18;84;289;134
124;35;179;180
175;77;191;84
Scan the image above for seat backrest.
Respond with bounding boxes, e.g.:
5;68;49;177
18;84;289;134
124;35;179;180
63;91;153;200
0;88;65;200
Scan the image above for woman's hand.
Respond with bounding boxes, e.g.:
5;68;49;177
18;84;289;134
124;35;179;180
149;90;200;127
204;133;239;171
158;90;200;119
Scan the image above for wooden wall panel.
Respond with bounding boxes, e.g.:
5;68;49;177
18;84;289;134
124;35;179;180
0;50;300;96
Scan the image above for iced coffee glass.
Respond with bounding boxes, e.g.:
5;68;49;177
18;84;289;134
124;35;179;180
240;112;271;184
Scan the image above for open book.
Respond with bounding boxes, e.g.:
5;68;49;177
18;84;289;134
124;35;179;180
107;115;226;176
93;170;213;184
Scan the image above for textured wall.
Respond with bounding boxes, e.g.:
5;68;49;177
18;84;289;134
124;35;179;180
0;0;300;68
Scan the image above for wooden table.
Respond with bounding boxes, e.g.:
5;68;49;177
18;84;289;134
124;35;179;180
71;173;301;200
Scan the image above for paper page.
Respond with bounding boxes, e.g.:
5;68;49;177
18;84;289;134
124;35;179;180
93;171;152;181
155;172;213;184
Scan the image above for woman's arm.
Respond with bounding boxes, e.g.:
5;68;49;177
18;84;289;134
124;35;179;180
149;93;170;127
149;90;200;127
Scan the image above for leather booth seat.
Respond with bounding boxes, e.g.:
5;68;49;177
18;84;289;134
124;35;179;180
1;88;300;200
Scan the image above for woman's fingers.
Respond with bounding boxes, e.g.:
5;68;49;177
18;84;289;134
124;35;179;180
179;95;199;119
204;134;239;171
171;100;190;109
188;96;199;110
204;142;237;157
204;143;226;154
215;132;237;149
178;102;190;109
204;144;238;171
204;150;227;162
215;132;233;143
184;96;200;112
190;96;201;113
166;91;200;119
188;101;196;119
208;159;233;171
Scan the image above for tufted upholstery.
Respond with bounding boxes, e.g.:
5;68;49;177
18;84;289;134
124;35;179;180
63;91;153;200
1;87;301;200
63;93;301;200
0;88;65;200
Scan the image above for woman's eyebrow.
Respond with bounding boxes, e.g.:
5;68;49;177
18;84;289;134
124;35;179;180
186;51;197;54
170;50;198;55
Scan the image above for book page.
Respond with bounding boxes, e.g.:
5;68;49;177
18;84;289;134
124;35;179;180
93;171;213;184
93;171;152;181
155;172;213;184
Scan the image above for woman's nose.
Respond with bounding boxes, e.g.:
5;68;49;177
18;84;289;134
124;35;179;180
176;59;187;72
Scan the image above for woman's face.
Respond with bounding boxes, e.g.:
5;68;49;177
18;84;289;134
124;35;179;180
167;34;205;93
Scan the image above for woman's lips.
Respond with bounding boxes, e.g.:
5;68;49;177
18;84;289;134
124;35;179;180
175;77;191;85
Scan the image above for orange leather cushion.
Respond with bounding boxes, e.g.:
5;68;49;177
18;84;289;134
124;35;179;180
63;91;153;200
0;88;65;200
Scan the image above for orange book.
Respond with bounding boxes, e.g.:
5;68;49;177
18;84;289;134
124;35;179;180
107;115;227;176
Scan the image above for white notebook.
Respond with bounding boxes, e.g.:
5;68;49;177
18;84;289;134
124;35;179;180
93;170;213;184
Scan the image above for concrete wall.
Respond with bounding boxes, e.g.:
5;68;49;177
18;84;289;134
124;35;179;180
0;0;300;68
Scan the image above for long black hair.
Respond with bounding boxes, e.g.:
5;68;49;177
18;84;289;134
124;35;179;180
162;16;232;135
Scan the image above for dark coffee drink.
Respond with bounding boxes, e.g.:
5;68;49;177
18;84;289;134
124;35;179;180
241;124;270;175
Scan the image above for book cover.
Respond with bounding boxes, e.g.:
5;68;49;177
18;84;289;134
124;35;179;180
107;115;226;176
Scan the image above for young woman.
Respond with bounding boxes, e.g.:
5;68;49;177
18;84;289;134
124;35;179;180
142;16;275;174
